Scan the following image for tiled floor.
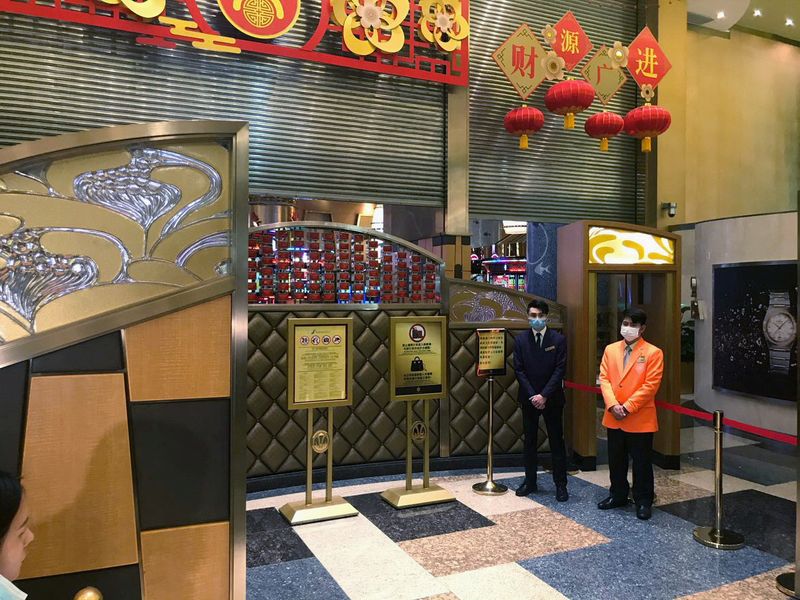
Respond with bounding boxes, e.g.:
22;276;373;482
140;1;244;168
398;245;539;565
246;423;797;600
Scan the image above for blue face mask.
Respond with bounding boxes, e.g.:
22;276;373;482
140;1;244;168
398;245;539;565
529;318;547;332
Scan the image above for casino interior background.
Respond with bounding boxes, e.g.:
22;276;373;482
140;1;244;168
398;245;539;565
0;0;798;598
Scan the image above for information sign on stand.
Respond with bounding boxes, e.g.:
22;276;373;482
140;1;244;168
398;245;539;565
476;328;507;378
280;318;359;525
382;316;455;509
288;320;350;409
473;328;509;495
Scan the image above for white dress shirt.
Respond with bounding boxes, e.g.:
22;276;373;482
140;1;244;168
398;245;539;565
0;575;27;600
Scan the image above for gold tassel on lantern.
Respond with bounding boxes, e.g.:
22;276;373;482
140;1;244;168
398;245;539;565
564;113;575;129
641;137;652;152
600;137;609;152
519;134;529;150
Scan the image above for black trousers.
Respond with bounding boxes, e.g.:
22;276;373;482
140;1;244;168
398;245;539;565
607;428;654;506
521;398;567;486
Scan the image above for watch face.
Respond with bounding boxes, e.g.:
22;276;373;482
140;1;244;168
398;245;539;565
765;311;797;344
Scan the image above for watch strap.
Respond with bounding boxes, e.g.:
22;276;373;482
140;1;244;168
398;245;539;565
768;348;791;375
768;291;791;309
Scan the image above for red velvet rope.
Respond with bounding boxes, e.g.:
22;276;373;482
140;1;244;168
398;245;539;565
563;380;797;446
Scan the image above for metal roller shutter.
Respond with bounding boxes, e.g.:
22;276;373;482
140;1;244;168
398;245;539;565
0;4;446;207
469;0;644;223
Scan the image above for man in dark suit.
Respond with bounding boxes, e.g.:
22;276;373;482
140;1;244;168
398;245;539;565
513;299;568;501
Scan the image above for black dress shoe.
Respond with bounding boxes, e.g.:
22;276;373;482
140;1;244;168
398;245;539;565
556;486;569;502
515;481;538;496
636;504;652;520
597;496;629;510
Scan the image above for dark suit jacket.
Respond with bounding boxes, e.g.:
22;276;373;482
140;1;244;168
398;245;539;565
513;328;567;405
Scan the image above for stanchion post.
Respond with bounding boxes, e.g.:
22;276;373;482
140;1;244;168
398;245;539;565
305;408;313;506
423;399;430;489
405;401;413;491
776;275;800;598
325;407;333;503
487;376;494;482
473;375;508;495
692;410;744;550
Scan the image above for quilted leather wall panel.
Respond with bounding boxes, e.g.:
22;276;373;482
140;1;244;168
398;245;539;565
448;328;548;456
247;309;440;477
0;361;27;476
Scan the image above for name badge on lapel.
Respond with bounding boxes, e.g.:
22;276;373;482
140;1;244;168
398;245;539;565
637;356;646;363
545;345;556;352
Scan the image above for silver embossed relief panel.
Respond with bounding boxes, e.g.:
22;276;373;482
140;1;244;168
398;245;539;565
0;141;232;344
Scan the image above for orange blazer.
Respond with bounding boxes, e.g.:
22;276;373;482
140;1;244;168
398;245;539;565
600;339;664;433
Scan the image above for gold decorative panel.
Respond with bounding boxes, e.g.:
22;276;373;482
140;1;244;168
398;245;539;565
20;374;139;579
125;295;232;401
0;140;232;345
588;226;675;265
141;522;229;600
448;279;565;328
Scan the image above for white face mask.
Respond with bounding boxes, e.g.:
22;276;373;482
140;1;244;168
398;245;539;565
620;325;640;343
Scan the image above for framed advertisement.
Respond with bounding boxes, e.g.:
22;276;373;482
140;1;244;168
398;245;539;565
476;329;507;377
287;318;353;409
712;261;797;402
389;316;448;402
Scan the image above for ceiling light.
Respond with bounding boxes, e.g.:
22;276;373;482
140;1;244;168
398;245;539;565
787;17;795;26
753;9;762;17
716;10;725;19
502;221;527;234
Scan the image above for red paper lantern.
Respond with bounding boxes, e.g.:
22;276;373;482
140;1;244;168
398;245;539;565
624;103;671;152
544;79;595;129
584;112;625;152
504;105;544;150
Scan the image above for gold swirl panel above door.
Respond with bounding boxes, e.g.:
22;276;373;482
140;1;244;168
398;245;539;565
0;122;246;349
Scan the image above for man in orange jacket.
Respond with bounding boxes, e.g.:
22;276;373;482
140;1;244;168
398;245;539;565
597;307;664;520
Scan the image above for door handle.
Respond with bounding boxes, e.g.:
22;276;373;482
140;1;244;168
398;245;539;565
73;587;103;600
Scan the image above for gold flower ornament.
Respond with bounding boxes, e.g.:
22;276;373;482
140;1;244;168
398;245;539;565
542;50;566;81
332;0;410;56
640;84;655;102
541;24;556;45
418;0;469;52
608;41;629;69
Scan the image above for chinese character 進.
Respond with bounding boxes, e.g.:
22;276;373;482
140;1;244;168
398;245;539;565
512;44;537;78
561;30;579;54
635;47;658;79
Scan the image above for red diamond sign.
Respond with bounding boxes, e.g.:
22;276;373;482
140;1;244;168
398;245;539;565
492;24;548;101
626;26;672;89
551;10;593;71
581;45;628;105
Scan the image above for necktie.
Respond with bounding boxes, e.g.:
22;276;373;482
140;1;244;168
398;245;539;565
535;333;542;348
623;345;632;369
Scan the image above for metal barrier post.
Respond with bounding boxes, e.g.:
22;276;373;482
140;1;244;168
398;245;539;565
776;294;800;598
473;376;508;495
693;410;745;550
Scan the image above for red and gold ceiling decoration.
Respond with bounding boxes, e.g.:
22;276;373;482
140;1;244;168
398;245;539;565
418;0;469;52
494;12;672;153
0;0;469;85
331;0;410;56
218;0;301;39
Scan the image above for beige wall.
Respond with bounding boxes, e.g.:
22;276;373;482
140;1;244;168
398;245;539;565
694;212;797;435
656;0;688;228
672;29;800;226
